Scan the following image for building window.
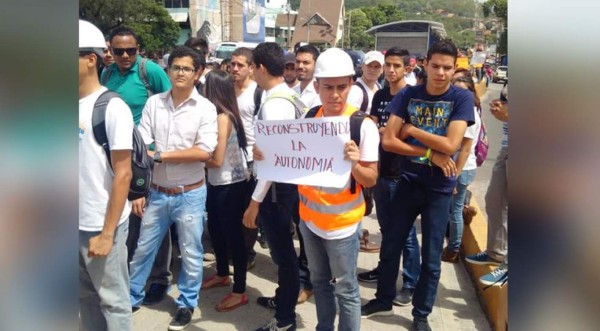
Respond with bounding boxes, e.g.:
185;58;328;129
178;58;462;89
163;0;189;8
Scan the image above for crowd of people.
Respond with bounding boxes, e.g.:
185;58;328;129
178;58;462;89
79;18;507;331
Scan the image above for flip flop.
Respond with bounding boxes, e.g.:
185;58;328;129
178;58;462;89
201;274;231;289
215;293;248;312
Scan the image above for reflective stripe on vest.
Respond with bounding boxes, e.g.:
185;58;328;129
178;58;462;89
298;104;364;231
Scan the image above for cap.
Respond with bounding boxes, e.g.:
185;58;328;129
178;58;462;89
409;57;417;65
161;53;170;69
284;52;296;65
363;51;384;66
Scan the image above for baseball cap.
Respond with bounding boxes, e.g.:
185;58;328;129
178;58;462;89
363;51;384;66
284;52;296;65
161;53;170;69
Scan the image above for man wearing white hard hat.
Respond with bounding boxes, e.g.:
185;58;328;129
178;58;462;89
78;19;134;331
297;48;380;331
347;50;384;114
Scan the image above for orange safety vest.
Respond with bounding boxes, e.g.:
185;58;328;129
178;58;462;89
298;105;365;232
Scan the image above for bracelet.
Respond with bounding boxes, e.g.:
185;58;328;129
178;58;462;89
419;148;432;162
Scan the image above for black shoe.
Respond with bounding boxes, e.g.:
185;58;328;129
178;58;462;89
132;306;141;316
412;317;432;331
142;283;170;305
168;307;193;331
256;296;277;309
393;287;415;306
358;268;379;283
257;235;268;249
255;318;296;331
361;299;393;319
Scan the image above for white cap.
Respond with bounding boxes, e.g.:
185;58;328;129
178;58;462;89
79;20;106;57
314;48;355;78
161;53;170;69
363;51;384;66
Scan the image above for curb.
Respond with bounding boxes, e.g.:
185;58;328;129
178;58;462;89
462;198;508;331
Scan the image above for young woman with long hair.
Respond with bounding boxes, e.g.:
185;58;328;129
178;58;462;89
201;69;250;312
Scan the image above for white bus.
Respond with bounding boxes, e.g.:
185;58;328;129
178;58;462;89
214;41;260;64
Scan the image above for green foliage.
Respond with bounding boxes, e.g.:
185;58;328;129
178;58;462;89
344;4;403;49
482;0;507;23
79;0;180;54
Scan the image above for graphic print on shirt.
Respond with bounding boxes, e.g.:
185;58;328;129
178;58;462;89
406;98;453;164
79;121;86;141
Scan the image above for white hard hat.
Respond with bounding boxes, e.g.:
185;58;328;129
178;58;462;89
314;48;355;78
79;20;107;57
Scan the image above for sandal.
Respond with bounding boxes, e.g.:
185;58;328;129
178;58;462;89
201;274;231;289
215;293;248;312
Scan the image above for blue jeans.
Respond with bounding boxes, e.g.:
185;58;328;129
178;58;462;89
129;186;206;309
373;177;421;289
79;221;131;331
300;221;361;331
375;163;453;318
207;180;247;293
260;183;300;325
448;169;476;252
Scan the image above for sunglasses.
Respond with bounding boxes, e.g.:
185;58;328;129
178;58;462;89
111;47;137;56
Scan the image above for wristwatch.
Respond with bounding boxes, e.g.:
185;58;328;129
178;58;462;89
153;151;162;163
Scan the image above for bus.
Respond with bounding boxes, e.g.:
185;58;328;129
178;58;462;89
214;41;260;64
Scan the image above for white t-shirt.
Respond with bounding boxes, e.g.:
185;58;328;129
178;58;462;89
347;78;380;114
305;117;380;240
79;87;134;231
459;106;482;171
252;83;299;203
237;81;259;161
405;72;417;86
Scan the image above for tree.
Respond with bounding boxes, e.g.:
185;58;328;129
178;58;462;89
344;9;373;49
79;0;180;54
482;0;507;54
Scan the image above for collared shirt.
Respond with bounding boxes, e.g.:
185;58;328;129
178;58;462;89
138;88;218;187
101;55;171;125
294;78;321;109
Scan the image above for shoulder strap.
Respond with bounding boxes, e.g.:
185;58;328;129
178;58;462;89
138;58;153;98
304;106;321;118
349;110;368;194
253;87;263;116
101;66;112;85
260;92;307;120
354;82;369;112
92;90;122;170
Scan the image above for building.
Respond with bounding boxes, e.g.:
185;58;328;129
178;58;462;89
290;0;345;49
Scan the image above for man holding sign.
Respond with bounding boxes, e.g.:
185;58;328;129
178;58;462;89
298;48;379;331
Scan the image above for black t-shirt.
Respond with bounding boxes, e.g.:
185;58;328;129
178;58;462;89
371;86;405;179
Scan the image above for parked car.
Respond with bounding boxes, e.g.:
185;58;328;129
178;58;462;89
493;65;508;83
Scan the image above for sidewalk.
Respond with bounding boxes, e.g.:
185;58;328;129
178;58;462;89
133;212;491;330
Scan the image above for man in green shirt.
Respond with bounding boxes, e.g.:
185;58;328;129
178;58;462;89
102;26;172;306
101;26;171;125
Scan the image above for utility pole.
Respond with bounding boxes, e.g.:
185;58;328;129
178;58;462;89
307;0;310;44
286;0;291;49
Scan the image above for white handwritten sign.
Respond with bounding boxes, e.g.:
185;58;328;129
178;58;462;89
470;51;487;65
254;116;351;188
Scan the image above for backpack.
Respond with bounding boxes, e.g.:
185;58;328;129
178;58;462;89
92;91;154;201
474;107;489;167
305;108;374;216
256;91;307;120
354;81;381;113
101;57;154;98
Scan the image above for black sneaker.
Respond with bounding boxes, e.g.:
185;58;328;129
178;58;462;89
361;299;393;319
142;283;170;305
254;318;296;331
168;307;193;331
357;268;379;283
393;287;414;306
411;317;432;331
132;306;141;316
256;296;277;309
257;235;268;249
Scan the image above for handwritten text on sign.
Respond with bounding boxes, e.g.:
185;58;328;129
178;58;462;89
254;116;351;188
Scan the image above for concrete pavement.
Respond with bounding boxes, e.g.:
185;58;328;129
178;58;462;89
133;215;491;330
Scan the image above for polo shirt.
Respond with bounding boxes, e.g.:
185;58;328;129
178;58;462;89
101;55;171;125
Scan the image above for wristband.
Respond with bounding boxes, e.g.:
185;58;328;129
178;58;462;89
419;148;432;162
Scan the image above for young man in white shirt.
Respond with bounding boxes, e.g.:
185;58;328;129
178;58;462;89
79;20;133;331
243;42;301;331
129;46;218;331
294;44;321;109
347;50;384;114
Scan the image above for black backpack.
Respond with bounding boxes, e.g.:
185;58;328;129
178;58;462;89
92;91;153;201
304;108;375;216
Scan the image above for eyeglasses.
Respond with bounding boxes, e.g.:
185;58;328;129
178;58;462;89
111;47;137;56
169;65;195;75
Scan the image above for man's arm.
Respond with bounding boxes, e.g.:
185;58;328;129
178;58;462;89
400;120;468;156
152;147;212;163
455;137;474;177
88;150;132;258
205;114;231;168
